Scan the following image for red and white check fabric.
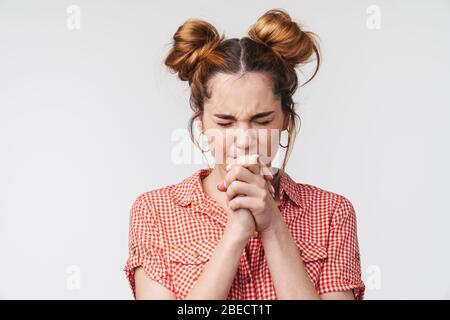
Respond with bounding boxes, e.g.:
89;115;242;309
124;168;365;300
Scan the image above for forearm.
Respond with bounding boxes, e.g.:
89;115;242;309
261;214;320;299
184;226;248;299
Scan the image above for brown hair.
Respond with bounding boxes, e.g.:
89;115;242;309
164;8;321;171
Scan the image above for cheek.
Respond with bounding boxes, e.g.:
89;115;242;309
204;127;281;163
259;128;280;159
208;129;280;156
204;129;228;162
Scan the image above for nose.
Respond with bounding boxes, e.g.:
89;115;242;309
232;125;258;158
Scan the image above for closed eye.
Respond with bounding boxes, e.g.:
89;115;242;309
217;120;272;127
217;122;233;127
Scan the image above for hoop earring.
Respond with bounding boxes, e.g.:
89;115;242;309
279;130;289;148
198;133;210;153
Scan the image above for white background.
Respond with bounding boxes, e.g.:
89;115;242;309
1;0;449;299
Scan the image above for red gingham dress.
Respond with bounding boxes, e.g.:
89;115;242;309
124;167;365;300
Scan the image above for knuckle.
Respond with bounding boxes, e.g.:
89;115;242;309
261;189;268;199
257;177;266;187
258;198;265;208
234;180;244;191
227;184;235;196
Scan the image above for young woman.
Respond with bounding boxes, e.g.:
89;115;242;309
124;9;365;300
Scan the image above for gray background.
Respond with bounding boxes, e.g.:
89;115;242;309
1;0;449;299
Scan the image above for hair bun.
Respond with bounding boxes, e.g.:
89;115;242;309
165;19;225;81
248;9;320;68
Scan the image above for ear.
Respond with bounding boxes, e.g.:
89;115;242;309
194;118;204;134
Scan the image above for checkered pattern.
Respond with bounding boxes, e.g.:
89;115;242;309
124;168;365;300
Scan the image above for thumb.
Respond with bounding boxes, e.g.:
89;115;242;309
217;182;227;192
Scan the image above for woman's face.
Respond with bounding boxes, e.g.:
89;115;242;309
197;71;288;168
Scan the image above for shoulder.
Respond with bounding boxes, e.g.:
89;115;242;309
289;181;360;248
129;184;178;222
295;181;357;223
132;184;175;207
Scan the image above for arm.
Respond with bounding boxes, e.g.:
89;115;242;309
261;213;355;300
220;160;363;299
184;223;249;299
134;214;254;300
135;267;176;299
125;195;177;300
260;213;320;299
316;196;365;300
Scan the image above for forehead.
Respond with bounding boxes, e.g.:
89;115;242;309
204;72;279;114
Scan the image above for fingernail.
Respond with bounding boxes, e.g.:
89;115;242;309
226;164;231;171
270;187;275;198
223;180;227;188
216;183;220;190
270;185;275;198
262;166;273;177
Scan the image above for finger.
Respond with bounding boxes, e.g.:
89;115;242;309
257;156;276;198
218;155;274;191
226;154;259;171
240;162;260;176
226;180;258;200
217;183;227;192
257;156;275;182
224;165;265;189
218;166;258;191
238;154;273;181
228;196;259;212
218;155;258;192
266;179;276;198
228;154;261;182
217;170;271;192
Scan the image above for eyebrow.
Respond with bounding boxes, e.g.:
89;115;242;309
213;111;275;120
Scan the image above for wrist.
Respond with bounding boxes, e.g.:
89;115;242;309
259;212;285;239
223;223;252;246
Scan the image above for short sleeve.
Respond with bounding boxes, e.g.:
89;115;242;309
317;196;365;300
123;195;174;299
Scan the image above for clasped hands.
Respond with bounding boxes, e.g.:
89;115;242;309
216;154;282;235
